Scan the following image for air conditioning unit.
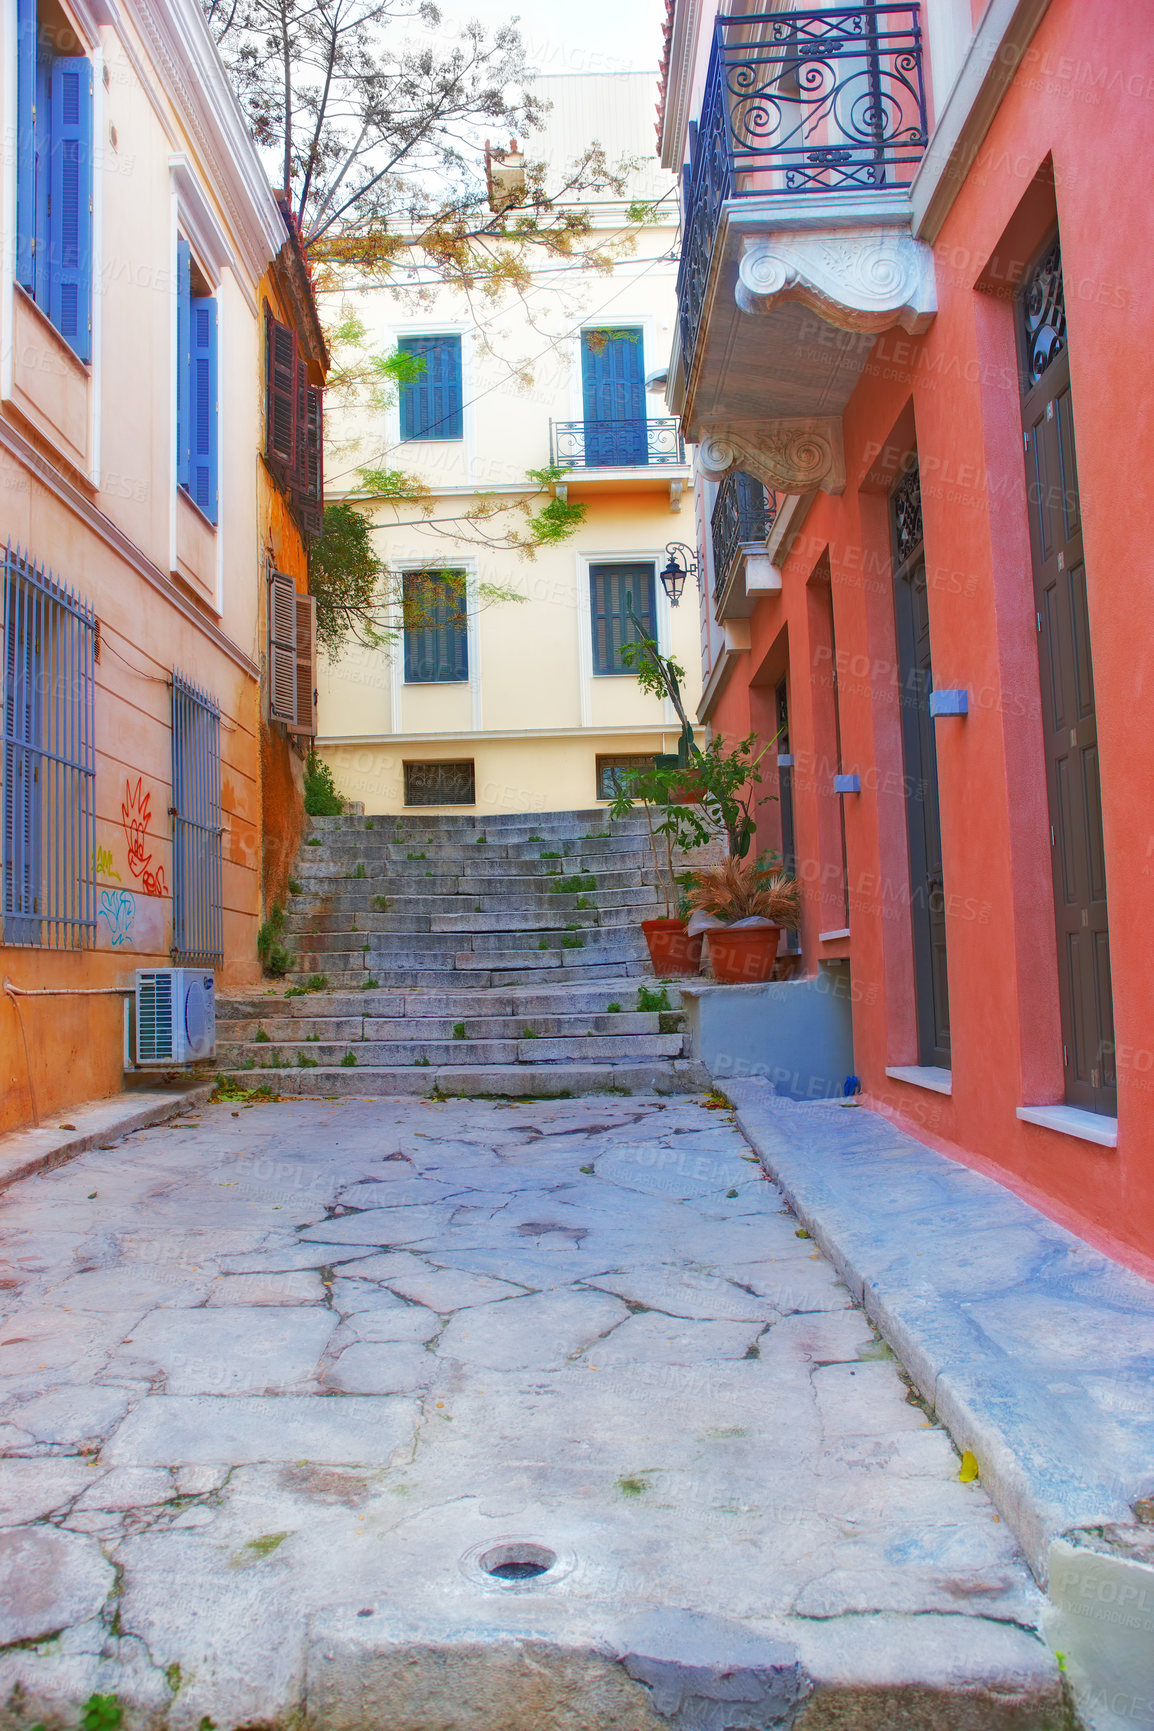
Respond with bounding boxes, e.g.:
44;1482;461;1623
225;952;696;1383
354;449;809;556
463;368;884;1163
135;969;216;1064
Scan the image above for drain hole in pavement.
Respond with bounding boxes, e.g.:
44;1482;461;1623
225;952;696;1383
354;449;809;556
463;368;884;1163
481;1542;556;1581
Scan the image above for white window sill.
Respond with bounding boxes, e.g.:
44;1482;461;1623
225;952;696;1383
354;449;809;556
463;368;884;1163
1016;1104;1118;1148
886;1064;953;1096
818;927;850;942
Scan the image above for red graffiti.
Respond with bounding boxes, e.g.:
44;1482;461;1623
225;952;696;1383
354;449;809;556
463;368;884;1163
122;777;168;898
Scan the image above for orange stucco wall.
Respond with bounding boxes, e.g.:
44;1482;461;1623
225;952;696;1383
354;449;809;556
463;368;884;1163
709;0;1154;1272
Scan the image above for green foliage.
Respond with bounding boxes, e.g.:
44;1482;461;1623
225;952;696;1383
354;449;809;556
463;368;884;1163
340;1051;358;1067
606;1001;622;1013
288;878;301;895
407;852;426;861
306;836;322;846
637;985;671;1013
82;1696;123;1731
549;873;596;895
362;977;379;990
305;974;329;992
309;503;388;662
525;491;587;548
257;905;293;978
211;1076;275;1103
540;850;561;859
453;1022;467;1040
303;751;344;816
414;1055;431;1066
475;835;487;845
254;1028;270;1044
372;895;390;910
306;1032;320;1041
297;1053;318;1068
522;1027;537;1038
561;934;584;949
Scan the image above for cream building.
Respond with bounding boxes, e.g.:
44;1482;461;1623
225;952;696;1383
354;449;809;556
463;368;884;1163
317;71;702;817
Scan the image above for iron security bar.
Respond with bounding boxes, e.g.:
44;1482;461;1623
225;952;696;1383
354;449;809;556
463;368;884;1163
171;672;223;966
1;542;97;948
677;5;927;371
549;417;686;469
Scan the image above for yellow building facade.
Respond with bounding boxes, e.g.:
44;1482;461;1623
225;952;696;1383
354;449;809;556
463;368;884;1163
317;72;703;818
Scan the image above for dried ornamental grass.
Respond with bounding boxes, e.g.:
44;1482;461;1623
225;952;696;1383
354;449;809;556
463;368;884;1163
686;858;801;926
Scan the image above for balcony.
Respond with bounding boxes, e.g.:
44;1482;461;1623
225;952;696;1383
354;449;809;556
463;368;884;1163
671;6;935;499
548;416;690;507
711;470;782;617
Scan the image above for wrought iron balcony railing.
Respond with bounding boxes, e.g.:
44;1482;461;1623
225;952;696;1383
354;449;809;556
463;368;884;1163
712;470;777;601
677;5;928;377
549;417;686;469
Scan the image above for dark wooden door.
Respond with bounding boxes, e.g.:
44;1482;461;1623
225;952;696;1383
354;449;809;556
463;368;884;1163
1019;238;1115;1113
775;678;798;949
891;462;951;1068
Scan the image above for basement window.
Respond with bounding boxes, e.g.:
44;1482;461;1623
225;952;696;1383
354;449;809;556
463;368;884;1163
404;761;475;806
596;754;656;801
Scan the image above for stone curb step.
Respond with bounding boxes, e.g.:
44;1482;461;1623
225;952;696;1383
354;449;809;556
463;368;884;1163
220;1059;710;1097
218;1011;678;1042
221;1032;687;1069
217;983;687;1020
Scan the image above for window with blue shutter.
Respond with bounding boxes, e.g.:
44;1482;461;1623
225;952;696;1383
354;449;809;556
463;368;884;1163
398;335;463;440
581;329;646;466
403;571;468;683
15;0;93;363
176;240;218;525
590;562;656;675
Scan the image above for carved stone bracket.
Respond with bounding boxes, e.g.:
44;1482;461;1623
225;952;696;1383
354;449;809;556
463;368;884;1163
698;420;846;496
737;228;936;335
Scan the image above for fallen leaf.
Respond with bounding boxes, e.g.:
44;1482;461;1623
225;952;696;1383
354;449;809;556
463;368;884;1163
959;1450;979;1483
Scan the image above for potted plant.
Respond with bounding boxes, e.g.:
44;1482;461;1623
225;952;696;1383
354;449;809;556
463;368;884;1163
685;857;801;984
609;763;704;974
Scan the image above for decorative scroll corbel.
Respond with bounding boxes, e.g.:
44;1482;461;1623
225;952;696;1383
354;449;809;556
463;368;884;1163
737;230;936;335
698;421;846;496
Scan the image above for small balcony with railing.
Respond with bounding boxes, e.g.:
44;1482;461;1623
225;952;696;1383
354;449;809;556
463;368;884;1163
711;470;780;618
670;6;935;501
548;416;690;506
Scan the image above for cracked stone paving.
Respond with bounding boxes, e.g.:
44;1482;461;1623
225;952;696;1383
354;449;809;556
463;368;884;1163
0;1093;1061;1728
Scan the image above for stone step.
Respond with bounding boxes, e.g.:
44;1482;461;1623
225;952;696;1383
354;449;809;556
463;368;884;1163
221;1031;686;1069
283;887;664;915
218;1010;679;1043
281;907;651;940
292;861;653;889
216;982;685;1021
299;835;643;859
215;1058;709;1097
305;807;646;834
266;958;659;991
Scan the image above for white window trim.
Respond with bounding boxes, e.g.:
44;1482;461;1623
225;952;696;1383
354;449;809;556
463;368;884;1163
0;12;103;489
387;322;474;476
170;179;225;612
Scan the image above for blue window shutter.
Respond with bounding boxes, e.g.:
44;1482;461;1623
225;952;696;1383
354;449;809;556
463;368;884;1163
189;294;218;523
403;572;468;682
15;0;37;291
176;238;191;492
48;56;93;361
33;51;52;307
590;563;656;674
581;330;646;464
399;335;462;439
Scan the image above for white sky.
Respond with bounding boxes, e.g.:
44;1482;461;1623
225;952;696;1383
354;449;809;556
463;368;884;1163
435;0;666;85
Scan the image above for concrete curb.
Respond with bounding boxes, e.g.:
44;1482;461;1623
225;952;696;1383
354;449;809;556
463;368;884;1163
724;1082;1154;1584
0;1080;215;1192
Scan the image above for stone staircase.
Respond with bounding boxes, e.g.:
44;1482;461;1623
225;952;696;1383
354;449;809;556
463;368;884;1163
216;808;711;1097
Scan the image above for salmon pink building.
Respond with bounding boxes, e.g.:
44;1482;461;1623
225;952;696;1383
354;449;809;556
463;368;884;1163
660;0;1154;1270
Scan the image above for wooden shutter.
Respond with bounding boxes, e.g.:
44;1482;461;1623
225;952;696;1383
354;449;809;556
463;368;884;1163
266;313;298;475
15;0;36;292
176;237;191;493
399;335;462;439
589;562;655;674
48;56;92;361
294;352;309;492
300;386;324;539
189;295;218;522
268;571;298;724
289;593;317;736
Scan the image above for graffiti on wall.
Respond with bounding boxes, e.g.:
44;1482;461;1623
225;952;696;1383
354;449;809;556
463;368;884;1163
94;843;121;882
122;777;168;897
98;889;136;947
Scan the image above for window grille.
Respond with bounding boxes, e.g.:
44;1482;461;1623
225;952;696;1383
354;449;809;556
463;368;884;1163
404;761;475;806
2;542;97;947
596;754;656;801
171;673;223;965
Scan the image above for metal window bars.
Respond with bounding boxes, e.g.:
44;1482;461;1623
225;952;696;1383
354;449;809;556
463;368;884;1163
548;418;686;469
171;672;223;965
1;542;97;948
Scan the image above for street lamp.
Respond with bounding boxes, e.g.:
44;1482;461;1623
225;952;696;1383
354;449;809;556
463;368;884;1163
660;542;699;607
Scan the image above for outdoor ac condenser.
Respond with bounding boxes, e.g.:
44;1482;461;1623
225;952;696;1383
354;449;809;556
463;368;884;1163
135;969;216;1064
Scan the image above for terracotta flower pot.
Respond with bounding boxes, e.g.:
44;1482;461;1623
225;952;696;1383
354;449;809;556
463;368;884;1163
706;924;781;984
669;776;706;805
641;917;703;976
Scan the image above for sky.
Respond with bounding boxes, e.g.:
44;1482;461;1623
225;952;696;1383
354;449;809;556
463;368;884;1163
433;0;666;83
